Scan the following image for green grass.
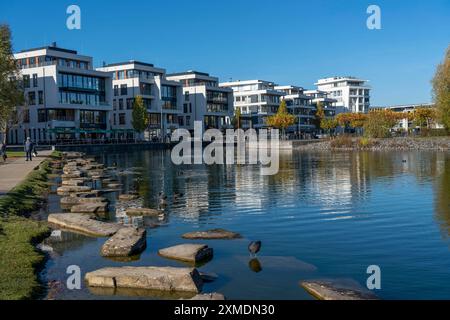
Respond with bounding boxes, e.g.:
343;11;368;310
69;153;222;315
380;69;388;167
0;151;61;300
5;151;25;158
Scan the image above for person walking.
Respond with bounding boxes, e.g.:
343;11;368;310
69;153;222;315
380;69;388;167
24;137;34;161
0;143;7;162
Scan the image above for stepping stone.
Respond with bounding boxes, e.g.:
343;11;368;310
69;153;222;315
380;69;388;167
182;229;242;240
57;186;92;196
48;213;121;237
61;172;84;179
119;194;140;201
61;196;108;207
70;202;108;214
300;281;378;300
189;293;225;300
101;227;146;257
126;207;164;217
62;179;87;186
158;244;213;263
85;266;203;293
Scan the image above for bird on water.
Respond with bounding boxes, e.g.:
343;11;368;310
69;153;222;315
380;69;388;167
248;241;262;257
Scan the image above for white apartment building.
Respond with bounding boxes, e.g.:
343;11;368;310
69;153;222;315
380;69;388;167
97;61;183;140
315;77;370;114
8;44;113;144
219;80;285;130
166;71;233;132
274;85;316;133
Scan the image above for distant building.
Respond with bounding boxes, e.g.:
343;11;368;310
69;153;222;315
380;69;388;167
97;61;183;140
9;44;113;144
219;80;285;130
315;77;370;114
166;71;233;132
274;85;316;134
370;103;441;131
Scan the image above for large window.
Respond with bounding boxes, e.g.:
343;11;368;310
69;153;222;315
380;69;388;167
140;83;152;95
28;91;36;105
23;75;30;88
120;84;128;96
80;110;107;129
161;85;177;109
38;109;75;122
38;91;44;105
58;73;107;106
58;73;104;91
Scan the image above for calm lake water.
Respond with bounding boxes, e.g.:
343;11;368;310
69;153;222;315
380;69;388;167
41;150;450;300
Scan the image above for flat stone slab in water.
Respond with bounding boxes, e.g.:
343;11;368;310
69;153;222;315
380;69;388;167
189;293;225;300
48;213;121;237
71;202;108;214
85;266;203;293
182;229;242;240
57;186;92;196
119;194;140;201
101;227;147;257
126;207;164;217
61;196;108;207
158;244;213;263
300;281;378;300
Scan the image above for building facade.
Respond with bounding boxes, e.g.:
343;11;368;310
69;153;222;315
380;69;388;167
304;89;337;118
97;61;183;140
315;77;370;114
8;44;113;144
166;71;233;133
274;85;316;134
219;80;285;130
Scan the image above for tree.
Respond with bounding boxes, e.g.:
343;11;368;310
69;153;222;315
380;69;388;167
432;45;450;130
131;96;147;139
320;118;338;137
363;109;402;138
266;100;296;138
0;24;24;144
232;107;242;129
315;101;325;130
412;107;437;129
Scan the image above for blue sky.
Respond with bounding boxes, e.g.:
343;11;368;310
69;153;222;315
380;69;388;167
1;0;449;105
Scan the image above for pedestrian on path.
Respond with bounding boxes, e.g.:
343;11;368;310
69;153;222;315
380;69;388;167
24;137;34;161
0;143;7;162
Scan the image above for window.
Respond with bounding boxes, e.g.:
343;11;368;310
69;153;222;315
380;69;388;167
113;114;117;126
28;92;36;105
23;75;30;88
184;92;190;102
113;99;117;111
33;74;38;87
120;84;128;96
38;109;46;122
114;85;119;96
127;98;134;110
140;83;151;95
118;71;125;80
119;113;126;125
38;91;44;105
23;109;30;123
119;99;124;110
186;116;191;126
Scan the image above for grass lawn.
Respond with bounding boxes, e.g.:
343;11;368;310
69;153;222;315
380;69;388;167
0;151;61;300
6;151;25;158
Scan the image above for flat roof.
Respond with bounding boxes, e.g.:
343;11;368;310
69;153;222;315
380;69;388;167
104;60;155;68
17;46;78;55
167;70;210;77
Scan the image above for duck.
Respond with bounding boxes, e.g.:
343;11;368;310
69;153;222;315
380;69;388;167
248;241;262;257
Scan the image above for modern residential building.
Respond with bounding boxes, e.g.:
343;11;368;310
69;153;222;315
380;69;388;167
7;44;113;144
315;77;370;114
219;80;285;130
274;85;316;134
304;89;337;118
97;61;183;140
166;71;233;132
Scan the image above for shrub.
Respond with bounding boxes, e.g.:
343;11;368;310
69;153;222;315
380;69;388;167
358;137;375;148
330;135;354;148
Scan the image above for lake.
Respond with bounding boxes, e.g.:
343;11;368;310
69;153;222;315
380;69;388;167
41;149;450;300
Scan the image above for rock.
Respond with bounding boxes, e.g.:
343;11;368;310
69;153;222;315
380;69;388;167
189;293;225;300
158;244;213;263
61;172;84;179
70;203;108;214
48;213;121;237
101;227;146;257
182;229;242;240
36;243;54;253
85;266;203;293
61;196;108;207
57;186;92;196
126;207;164;217
62;179;87;186
107;183;122;188
300;281;378;300
119;194;140;201
62;152;85;159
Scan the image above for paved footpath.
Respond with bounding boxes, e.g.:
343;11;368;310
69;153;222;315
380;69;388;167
0;151;52;196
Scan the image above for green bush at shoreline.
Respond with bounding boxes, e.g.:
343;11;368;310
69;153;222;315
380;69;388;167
0;151;60;300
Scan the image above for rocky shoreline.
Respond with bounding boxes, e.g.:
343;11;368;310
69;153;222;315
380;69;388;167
296;137;450;151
